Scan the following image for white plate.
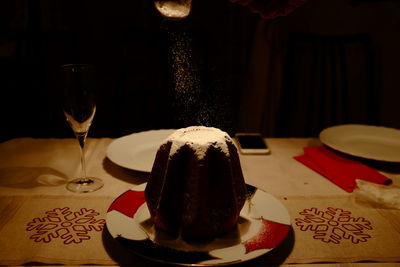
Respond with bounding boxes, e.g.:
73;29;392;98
319;124;400;162
107;129;176;172
106;184;291;266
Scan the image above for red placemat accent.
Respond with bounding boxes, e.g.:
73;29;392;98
294;146;392;192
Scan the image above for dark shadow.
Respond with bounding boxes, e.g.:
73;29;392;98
357;158;400;175
0;167;67;188
101;224;294;267
304;142;400;175
102;226;169;266
102;157;149;185
323;145;400;175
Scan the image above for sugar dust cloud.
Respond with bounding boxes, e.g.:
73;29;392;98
168;31;232;132
156;1;234;133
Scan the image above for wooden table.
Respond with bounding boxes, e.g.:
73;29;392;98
0;137;399;266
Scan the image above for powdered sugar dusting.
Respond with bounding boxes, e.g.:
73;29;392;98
165;126;231;159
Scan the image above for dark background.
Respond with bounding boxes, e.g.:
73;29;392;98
1;0;399;141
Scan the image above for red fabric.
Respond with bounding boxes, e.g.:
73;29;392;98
243;219;290;252
107;190;146;217
294;146;392;192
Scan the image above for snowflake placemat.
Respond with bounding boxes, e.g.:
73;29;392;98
280;195;400;264
0;195;126;265
1;194;399;265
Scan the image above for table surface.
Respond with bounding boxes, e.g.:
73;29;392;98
0;137;399;266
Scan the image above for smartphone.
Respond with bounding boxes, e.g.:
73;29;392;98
235;133;270;155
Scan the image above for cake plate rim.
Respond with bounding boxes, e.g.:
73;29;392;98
106;183;291;266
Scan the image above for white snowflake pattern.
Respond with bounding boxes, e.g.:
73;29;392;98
295;207;372;244
26;207;105;244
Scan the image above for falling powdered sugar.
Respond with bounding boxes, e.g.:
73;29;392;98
169;31;199;97
169;31;211;126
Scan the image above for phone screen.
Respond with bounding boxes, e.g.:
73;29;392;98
237;135;268;149
235;134;270;155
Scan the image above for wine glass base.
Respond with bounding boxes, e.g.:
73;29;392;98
66;177;104;193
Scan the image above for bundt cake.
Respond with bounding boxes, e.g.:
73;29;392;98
144;126;247;240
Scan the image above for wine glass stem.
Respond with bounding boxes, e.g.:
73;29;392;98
75;131;88;180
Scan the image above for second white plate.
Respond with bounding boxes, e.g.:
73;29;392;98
107;129;176;172
319;124;400;162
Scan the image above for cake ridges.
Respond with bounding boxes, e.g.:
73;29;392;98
145;126;247;240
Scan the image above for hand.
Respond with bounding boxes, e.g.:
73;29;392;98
229;0;308;19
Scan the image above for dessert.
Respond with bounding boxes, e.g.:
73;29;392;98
145;126;247;240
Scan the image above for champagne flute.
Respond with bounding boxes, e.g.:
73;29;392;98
61;64;103;193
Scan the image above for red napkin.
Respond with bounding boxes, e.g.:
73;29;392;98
294;146;392;192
